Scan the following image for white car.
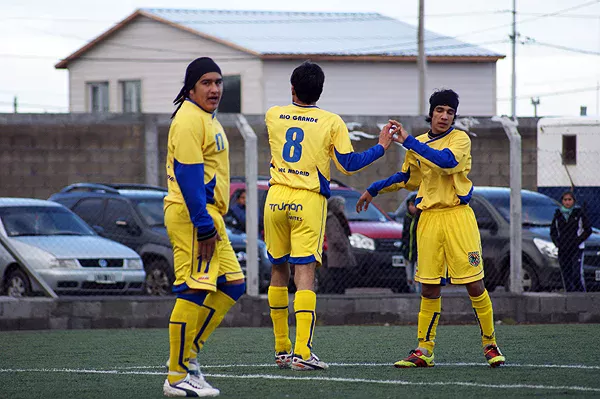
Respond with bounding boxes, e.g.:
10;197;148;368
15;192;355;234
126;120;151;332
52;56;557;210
0;198;145;297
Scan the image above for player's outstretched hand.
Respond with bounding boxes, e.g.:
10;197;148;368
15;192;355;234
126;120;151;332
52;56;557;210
356;190;373;213
377;122;395;150
389;119;410;144
198;232;222;263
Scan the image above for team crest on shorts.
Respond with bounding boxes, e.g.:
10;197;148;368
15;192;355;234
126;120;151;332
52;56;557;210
468;251;481;267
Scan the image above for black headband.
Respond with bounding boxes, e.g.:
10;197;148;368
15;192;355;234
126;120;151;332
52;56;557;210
428;90;459;117
172;57;222;118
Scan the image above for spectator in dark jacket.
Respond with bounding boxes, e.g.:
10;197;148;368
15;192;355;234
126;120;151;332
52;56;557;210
402;194;420;293
228;189;246;231
324;196;357;293
550;191;592;292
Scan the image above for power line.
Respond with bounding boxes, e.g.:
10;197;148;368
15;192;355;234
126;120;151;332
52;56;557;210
498;86;600;101
525;39;600;56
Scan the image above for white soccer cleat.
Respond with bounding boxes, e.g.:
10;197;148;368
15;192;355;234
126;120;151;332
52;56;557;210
275;351;293;369
291;353;329;371
163;374;220;397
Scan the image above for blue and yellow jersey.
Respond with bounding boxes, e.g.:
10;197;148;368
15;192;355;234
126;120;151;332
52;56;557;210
164;100;230;235
265;103;384;198
367;127;473;210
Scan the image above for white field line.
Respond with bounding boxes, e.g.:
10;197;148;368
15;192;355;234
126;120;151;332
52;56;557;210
112;362;600;370
0;368;599;393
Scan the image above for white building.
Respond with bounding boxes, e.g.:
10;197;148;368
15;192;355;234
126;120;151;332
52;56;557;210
56;8;504;116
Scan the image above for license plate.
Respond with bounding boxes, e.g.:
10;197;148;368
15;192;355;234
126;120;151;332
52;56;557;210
596;270;600;282
392;255;405;267
94;274;117;284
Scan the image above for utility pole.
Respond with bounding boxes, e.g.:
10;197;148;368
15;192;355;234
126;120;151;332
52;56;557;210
418;0;428;115
511;0;517;119
13;96;18;113
530;97;540;117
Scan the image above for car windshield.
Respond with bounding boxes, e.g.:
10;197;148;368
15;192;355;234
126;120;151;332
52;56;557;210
0;206;95;237
331;190;388;222
483;191;560;226
133;198;165;227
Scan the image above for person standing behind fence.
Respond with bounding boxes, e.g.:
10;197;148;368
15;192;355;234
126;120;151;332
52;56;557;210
550;191;592;292
402;194;421;294
163;57;246;397
324;196;357;293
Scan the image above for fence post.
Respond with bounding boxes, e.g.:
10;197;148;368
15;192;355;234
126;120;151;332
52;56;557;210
235;114;259;297
144;114;159;187
492;116;523;294
0;234;58;298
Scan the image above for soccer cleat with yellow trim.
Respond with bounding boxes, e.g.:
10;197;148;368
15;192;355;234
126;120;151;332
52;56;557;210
394;349;435;368
291;353;328;371
484;344;506;368
275;351;293;369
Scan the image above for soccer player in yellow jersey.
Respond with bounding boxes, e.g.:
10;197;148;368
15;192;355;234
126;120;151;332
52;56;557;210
162;57;245;397
265;61;395;370
357;89;506;368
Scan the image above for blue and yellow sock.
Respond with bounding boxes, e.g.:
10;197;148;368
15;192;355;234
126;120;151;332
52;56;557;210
268;286;292;354
417;296;441;355
192;283;244;353
470;289;497;347
168;296;203;384
294;290;316;360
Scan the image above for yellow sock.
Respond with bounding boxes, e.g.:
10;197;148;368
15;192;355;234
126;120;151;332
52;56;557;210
168;298;201;384
470;289;497;347
417;296;441;354
293;290;317;360
192;290;236;354
268;286;292;354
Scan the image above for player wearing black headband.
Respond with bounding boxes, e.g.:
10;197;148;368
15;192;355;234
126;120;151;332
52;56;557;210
357;89;506;369
163;57;245;397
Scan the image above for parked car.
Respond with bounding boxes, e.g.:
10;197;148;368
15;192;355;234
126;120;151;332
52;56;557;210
49;183;271;295
390;187;600;292
228;177;409;294
0;198;145;297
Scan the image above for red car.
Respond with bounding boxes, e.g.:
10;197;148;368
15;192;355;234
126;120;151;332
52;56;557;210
228;177;409;293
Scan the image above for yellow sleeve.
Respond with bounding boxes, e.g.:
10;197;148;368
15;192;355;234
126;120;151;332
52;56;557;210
172;118;205;165
330;115;385;176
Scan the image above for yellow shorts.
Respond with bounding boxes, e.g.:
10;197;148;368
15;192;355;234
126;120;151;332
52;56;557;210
415;205;484;285
263;184;327;265
164;202;244;292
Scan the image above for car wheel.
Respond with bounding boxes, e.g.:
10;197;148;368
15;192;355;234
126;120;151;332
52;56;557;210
144;259;173;296
504;262;539;292
5;269;31;298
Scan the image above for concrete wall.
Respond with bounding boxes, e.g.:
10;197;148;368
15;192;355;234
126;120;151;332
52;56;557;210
0;113;538;212
1;292;599;331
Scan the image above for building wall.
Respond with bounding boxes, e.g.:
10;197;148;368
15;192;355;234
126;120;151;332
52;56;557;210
67;16;264;114
262;60;497;116
0;114;537;213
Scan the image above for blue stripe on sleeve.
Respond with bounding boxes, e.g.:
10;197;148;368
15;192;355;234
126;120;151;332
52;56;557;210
366;168;411;197
173;159;215;234
334;144;384;172
458;184;474;204
403;135;458;169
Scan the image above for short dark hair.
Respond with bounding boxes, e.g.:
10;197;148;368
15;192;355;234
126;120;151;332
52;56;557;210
561;190;576;202
291;61;325;104
425;89;459;125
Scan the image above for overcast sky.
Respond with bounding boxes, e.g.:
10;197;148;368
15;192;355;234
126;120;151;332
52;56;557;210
1;0;599;117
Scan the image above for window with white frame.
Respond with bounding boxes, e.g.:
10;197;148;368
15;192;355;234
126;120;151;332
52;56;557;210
121;80;141;113
88;82;109;113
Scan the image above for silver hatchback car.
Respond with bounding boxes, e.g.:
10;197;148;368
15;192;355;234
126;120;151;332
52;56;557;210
0;198;145;297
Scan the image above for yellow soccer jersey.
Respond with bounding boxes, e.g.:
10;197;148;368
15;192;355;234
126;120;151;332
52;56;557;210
367;127;473;210
265;103;384;198
164;100;230;235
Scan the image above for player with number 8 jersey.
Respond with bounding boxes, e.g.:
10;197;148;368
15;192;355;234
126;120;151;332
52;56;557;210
264;61;396;371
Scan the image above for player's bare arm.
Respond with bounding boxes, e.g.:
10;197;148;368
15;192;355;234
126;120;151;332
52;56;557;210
197;232;222;262
378;122;396;150
356;190;373;213
388;119;409;144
